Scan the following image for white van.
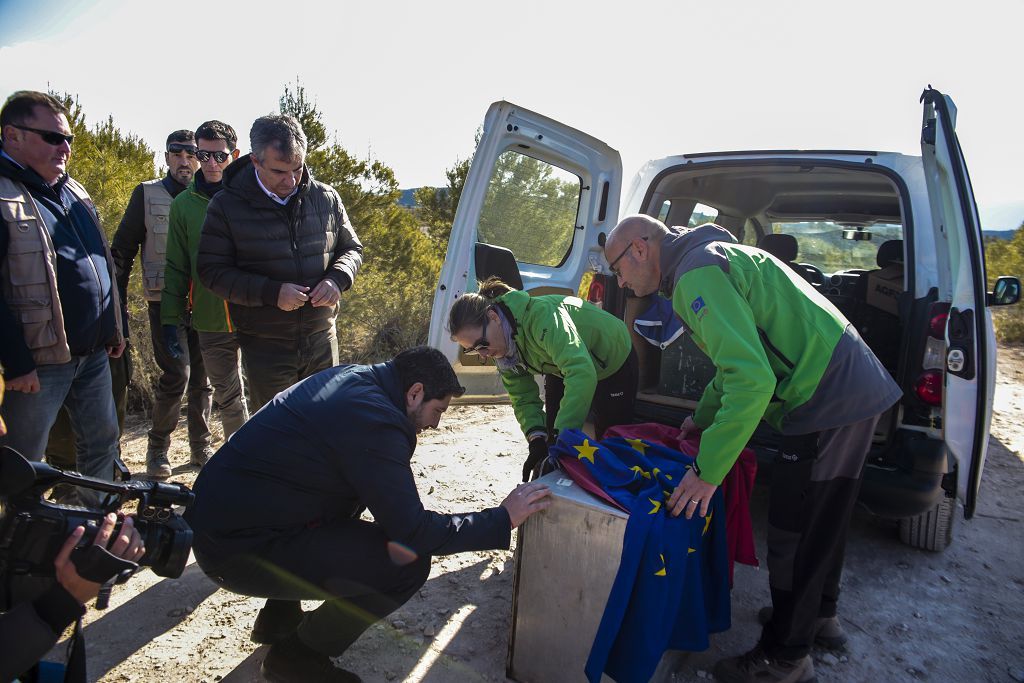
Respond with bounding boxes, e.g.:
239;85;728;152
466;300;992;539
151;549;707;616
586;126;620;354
427;87;1021;551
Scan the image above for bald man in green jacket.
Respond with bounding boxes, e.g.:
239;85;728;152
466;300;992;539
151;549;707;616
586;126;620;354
605;215;901;683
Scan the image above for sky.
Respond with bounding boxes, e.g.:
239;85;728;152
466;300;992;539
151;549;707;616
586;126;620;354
1;0;1022;226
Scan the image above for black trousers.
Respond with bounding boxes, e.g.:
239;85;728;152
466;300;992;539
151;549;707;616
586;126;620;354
544;347;639;439
759;412;881;660
237;327;338;412
194;518;431;656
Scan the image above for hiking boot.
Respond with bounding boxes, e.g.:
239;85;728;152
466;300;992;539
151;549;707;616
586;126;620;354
713;646;816;683
251;599;304;645
190;445;215;468
261;632;362;683
758;606;848;650
146;449;172;480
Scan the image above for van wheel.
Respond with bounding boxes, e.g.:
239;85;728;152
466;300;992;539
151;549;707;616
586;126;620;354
898;495;955;551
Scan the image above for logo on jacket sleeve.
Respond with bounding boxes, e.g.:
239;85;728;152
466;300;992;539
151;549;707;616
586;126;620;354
690;296;707;319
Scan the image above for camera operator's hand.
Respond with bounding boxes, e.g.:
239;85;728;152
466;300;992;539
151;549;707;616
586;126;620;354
523;437;549;482
54;514;145;605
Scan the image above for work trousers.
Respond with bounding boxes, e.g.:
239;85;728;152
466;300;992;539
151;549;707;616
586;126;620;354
759;412;881;661
544;347;639;439
238;327;338;412
147;302;212;453
196;331;248;439
195;517;431;656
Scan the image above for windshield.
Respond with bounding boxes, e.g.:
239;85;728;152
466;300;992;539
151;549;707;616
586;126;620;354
771;221;904;272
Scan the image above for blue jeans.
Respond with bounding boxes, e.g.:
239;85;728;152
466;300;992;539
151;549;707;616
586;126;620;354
1;349;119;504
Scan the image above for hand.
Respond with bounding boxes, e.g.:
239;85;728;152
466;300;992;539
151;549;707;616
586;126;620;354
500;481;552;528
54;513;145;605
278;283;310;311
679;416;701;439
667;467;718;519
523;438;549;482
6;369;40;393
309;278;341;307
107;338;127;359
162;325;184;359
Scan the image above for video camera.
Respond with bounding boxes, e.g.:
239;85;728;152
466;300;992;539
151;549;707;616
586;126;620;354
0;446;194;610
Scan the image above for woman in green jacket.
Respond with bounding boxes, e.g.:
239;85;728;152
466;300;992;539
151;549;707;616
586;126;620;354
449;277;638;481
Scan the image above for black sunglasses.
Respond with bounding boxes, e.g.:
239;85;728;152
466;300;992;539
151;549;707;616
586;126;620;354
607;235;648;277
167;143;198;156
196;149;231;163
13;124;74;146
465;314;490;354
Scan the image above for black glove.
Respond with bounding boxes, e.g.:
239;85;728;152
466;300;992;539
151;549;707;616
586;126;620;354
523;438;549;482
162;324;184;359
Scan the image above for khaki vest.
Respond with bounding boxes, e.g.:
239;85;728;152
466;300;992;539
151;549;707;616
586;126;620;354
0;175;124;366
141;179;173;301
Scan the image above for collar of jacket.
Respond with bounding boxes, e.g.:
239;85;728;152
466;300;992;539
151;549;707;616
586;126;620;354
0;147;70;200
658;223;738;297
162;172;188;197
192;168;222;199
221;154;311;209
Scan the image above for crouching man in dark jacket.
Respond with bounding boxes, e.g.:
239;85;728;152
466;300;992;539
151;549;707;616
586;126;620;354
186;346;551;683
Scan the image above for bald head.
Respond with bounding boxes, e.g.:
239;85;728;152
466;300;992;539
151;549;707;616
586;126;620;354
604;214;670;296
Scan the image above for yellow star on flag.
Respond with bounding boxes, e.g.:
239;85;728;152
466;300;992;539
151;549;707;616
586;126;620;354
654;554;667;577
703;511;713;535
648;497;662;514
630;465;652;480
625;438;648;454
574;439;598;464
652;468;674;482
688;547;697;554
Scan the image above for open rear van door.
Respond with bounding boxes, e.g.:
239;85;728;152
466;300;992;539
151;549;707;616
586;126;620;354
919;86;993;518
428;101;622;398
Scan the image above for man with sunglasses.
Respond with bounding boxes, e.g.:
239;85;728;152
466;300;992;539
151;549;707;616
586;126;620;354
112;129;214;479
161;121;248;448
0;91;124;500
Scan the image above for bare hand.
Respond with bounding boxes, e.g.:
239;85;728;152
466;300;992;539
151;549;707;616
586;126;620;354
54;513;145;605
107;339;127;358
309;278;341;307
500;481;552;528
667;468;717;519
679;416;700;439
277;283;310;311
6;369;40;393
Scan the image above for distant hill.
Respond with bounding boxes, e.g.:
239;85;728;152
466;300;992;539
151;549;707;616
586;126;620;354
398;188;420;208
984;230;1019;241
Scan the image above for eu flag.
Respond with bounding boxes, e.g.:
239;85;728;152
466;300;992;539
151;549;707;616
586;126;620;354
551;429;731;683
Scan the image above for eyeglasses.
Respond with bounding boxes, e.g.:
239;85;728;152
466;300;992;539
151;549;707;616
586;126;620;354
607;235;648;277
196;149;231;163
465;315;490;355
167;143;198;156
12;124;74;146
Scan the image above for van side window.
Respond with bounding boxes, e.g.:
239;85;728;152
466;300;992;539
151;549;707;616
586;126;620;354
688;202;719;227
477;150;582;267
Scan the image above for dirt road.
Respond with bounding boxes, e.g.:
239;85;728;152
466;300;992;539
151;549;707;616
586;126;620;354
63;348;1024;682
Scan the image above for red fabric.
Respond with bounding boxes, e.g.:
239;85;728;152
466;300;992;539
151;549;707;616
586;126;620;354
604;423;759;585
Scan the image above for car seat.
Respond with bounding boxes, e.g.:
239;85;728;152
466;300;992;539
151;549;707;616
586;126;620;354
756;233;820;285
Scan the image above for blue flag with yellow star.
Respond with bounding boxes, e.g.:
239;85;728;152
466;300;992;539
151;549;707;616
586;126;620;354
551;429;730;683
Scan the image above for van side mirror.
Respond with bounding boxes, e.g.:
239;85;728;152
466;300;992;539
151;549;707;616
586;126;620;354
988;276;1021;306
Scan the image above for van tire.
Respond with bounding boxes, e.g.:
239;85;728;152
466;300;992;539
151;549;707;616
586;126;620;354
898;495;955;551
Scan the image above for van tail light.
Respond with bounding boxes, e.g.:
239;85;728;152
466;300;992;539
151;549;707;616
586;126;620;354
928;307;950;339
913;370;943;405
585;274;606;307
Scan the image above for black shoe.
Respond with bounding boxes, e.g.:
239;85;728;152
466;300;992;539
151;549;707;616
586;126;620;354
261;633;362;683
757;606;848;650
251;599;304;645
713;645;816;683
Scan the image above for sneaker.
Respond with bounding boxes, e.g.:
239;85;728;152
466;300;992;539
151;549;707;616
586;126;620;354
251;599;304;645
146;450;172;480
190;445;215;468
757;606;848;650
713;646;816;683
261;632;362;683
